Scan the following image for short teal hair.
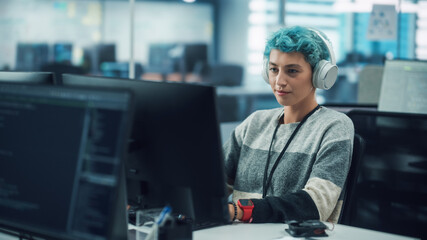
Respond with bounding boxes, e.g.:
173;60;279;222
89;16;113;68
264;26;331;69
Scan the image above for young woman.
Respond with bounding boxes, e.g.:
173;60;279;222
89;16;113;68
224;26;354;223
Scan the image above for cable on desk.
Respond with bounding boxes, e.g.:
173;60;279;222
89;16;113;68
325;220;335;232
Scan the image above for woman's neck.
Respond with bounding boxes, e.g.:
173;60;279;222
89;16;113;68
283;99;318;124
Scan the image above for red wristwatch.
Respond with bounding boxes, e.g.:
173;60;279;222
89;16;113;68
237;199;254;222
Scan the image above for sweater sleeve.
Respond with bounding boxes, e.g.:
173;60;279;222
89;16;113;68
223;130;241;181
223;113;255;181
303;118;354;221
251;190;319;223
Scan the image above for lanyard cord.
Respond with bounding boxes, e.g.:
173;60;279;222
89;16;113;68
262;105;320;198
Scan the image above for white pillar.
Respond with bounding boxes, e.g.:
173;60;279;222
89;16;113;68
129;0;135;79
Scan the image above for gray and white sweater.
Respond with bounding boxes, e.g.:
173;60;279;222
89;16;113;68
223;107;354;223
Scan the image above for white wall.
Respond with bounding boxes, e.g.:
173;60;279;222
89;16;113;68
217;0;249;84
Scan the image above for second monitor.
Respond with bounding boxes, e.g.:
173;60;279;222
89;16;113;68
61;74;230;229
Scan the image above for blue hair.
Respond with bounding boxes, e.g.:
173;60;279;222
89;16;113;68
264;26;331;69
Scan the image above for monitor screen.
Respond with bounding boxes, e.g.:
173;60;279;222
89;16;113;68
96;44;116;72
183;43;208;73
347;109;427;239
54;43;73;63
147;43;178;74
147;43;208;75
378;59;427;114
0;71;55;85
0;83;133;240
15;43;49;71
61;74;229;229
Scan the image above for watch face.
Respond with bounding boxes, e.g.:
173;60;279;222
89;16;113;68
239;199;254;207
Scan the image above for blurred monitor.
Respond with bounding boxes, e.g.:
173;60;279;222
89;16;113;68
83;44;116;73
357;65;384;104
15;43;49;71
61;74;230;229
0;83;133;240
378;60;427;114
100;62;143;79
147;43;179;74
97;44;116;67
54;43;73;63
183;43;208;74
147;43;208;76
347;109;427;239
0;71;55;85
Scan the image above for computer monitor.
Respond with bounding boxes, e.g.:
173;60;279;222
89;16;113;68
0;71;55;85
54;43;73;63
15;43;49;71
346;109;427;239
183;43;208;74
147;43;178;74
147;43;208;77
0;83;134;240
96;44;116;72
61;74;230;229
378;59;427;114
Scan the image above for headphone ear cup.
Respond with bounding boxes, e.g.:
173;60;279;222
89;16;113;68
312;60;338;90
262;57;269;84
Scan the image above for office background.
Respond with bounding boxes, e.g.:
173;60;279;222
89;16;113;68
1;0;426;121
1;1;427;239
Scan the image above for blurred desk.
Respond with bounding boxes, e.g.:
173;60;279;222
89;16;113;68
1;223;420;240
193;223;419;240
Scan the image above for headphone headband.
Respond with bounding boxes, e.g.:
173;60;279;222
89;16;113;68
308;28;336;65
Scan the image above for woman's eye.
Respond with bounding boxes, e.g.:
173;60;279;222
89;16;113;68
288;69;298;74
269;68;278;73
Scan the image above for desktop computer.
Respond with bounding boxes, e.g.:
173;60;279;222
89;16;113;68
54;43;73;63
378;59;427;114
61;74;230;230
146;43;208;81
15;43;49;71
0;83;134;240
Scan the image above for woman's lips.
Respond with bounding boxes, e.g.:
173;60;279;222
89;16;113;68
276;90;289;96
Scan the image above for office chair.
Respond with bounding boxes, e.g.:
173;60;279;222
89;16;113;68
345;110;427;239
338;134;365;225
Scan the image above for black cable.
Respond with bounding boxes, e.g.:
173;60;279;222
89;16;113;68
262;105;320;198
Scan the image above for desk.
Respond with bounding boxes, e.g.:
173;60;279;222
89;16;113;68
194;223;419;240
1;223;420;240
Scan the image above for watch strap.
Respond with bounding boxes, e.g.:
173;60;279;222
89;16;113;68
238;199;254;222
241;208;252;222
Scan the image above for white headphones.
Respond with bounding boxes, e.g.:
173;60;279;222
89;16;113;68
262;28;338;90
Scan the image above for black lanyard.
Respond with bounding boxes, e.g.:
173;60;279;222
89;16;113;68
262;105;320;198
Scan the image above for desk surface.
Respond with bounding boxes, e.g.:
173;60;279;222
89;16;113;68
1;223;420;240
193;223;419;240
